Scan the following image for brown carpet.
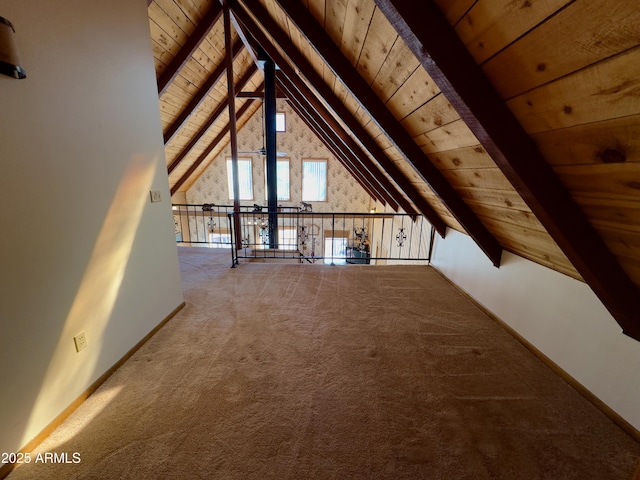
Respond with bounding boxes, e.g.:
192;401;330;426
9;247;640;479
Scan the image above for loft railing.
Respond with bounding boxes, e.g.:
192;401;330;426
172;204;434;267
172;203;301;248
228;210;434;267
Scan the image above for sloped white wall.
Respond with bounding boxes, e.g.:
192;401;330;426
430;229;640;431
0;0;184;454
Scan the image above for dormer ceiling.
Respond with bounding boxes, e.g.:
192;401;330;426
148;0;640;340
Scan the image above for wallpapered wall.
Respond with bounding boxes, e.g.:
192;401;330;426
186;101;373;212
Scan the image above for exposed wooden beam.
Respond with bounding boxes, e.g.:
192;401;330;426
163;39;244;145
227;2;399;209
157;3;223;96
167;64;258;175
228;9;260;68
270;0;502;265
280;77;389;206
236;89;287;99
278;72;410;212
374;0;640;339
286;93;383;204
223;2;243;250
230;0;443;233
170;85;263;195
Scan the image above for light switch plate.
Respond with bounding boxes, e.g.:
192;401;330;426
150;190;162;203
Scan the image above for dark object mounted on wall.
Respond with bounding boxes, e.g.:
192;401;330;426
0;16;26;79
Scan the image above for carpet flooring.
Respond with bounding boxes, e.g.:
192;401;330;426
8;247;640;479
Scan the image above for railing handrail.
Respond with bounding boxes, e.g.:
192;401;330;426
171;203;433;267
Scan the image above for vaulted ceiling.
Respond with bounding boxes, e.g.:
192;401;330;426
148;0;640;340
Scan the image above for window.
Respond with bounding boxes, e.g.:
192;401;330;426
208;233;231;248
264;159;290;201
324;237;348;265
278;228;297;250
276;112;286;132
302;159;327;202
226;158;253;200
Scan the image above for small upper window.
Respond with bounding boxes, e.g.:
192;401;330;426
276;112;286;132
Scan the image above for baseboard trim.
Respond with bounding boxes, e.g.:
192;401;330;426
429;265;640;444
0;301;186;480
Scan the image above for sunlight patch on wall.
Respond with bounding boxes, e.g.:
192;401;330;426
21;156;158;446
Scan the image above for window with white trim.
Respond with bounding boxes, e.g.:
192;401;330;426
226;158;253;200
302;159;327;202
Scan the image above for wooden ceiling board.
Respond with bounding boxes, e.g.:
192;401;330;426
399;94;458;138
386;67;441;122
483;0;640;100
339;0;376;67
440;167;518;193
374;47;420;105
149;3;190;50
155;0;199;34
149;19;182;65
507;47;640;135
456;186;531;212
433;0;476;25
489;227;580;280
471;204;550;239
324;0;349;46
576;196;640;234
428;145;497;171
150;38;173;71
553;163;640;202
456;0;572;65
306;0;325;24
533;116;640;167
173;0;207;24
354;8;397;85
415;120;480;154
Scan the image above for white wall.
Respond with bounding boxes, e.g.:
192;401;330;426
0;0;184;454
430;229;640;430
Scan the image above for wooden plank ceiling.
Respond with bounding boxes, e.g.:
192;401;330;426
148;0;640;340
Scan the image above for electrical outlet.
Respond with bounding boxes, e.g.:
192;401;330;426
150;190;162;203
74;332;87;352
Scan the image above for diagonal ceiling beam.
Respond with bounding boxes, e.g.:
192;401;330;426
229;0;445;234
278;72;415;213
163;38;244;145
228;10;260;68
219;9;399;209
170;84;263;195
279;75;392;207
236;89;287;99
157;2;223;96
374;0;640;339
228;3;400;210
288;96;382;203
271;0;502;266
167;64;258;175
